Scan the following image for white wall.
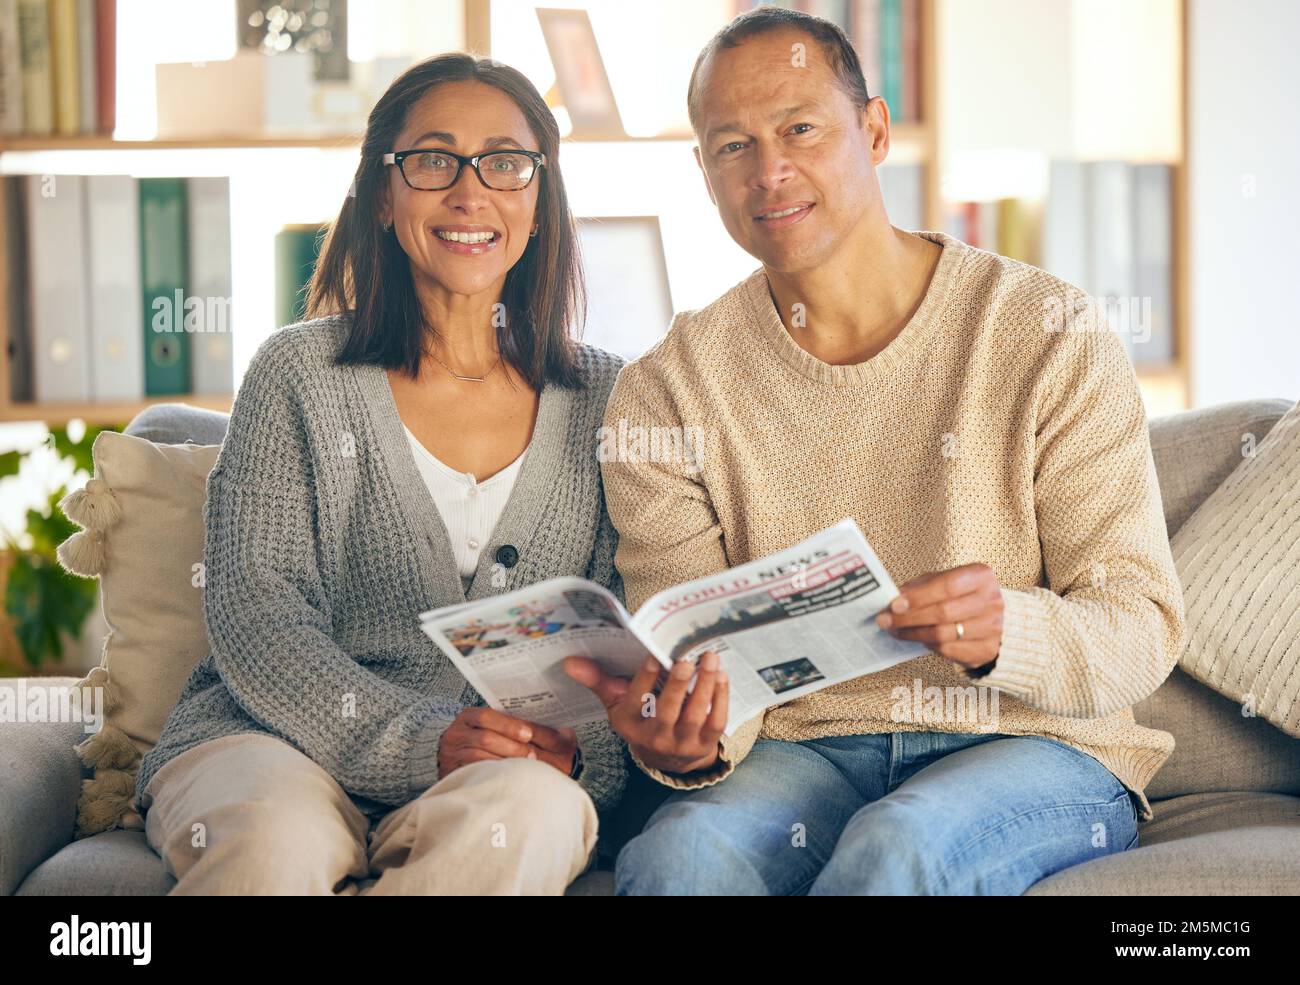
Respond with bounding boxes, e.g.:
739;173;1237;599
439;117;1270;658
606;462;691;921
1189;0;1300;406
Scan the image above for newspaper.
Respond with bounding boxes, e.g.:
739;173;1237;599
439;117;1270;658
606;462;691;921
417;518;928;736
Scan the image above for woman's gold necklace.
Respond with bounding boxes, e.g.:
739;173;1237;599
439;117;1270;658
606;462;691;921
430;349;503;383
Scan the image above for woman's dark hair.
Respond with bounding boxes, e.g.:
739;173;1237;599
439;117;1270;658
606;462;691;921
687;6;871;133
308;52;586;389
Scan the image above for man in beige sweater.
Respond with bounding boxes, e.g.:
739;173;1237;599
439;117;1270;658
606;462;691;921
566;6;1186;894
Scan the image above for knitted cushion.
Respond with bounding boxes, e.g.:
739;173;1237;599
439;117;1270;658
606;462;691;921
56;431;219;837
1171;399;1300;736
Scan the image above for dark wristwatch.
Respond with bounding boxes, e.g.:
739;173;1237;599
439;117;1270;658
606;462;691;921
966;656;998;678
569;743;585;780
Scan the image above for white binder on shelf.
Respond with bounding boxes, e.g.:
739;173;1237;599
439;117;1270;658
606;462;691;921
1087;162;1137;363
1043;160;1090;292
1133;164;1174;366
26;173;91;403
85;174;144;402
186;176;234;396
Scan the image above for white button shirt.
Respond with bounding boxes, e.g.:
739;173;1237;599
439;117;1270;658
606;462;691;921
403;423;529;580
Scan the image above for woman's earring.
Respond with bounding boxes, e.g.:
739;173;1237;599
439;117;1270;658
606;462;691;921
382;221;393;232
529;224;539;238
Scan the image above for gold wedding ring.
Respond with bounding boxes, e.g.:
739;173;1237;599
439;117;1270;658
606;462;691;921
955;621;965;641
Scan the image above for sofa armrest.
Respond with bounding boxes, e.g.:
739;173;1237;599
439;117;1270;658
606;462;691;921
0;681;87;895
125;402;230;445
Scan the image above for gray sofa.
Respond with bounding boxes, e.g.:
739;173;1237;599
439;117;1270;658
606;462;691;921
3;398;1298;896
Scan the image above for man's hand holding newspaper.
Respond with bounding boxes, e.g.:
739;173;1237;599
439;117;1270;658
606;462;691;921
564;649;730;775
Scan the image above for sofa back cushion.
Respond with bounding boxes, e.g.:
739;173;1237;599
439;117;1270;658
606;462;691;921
1137;398;1300;799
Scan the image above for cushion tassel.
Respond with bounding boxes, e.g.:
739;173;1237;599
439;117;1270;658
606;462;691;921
74;769;138;839
74;665;123;716
75;723;141;771
57;529;106;577
58;477;123;532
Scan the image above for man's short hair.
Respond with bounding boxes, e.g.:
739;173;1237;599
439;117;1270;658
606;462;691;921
687;6;872;134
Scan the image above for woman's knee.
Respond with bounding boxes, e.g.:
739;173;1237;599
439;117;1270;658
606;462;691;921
155;796;367;894
437;757;596;830
809;801;944;895
145;735;368;894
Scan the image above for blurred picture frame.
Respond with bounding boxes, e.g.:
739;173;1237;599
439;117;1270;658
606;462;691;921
575;216;673;360
536;8;625;139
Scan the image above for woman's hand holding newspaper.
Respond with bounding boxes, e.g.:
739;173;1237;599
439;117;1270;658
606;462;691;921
564;650;729;775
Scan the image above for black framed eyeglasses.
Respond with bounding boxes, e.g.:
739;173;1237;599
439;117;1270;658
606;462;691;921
382;148;547;192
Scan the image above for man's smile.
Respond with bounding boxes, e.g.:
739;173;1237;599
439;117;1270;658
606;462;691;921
753;201;815;227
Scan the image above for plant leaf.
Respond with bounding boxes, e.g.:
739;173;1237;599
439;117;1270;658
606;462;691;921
3;552;97;668
0;449;20;479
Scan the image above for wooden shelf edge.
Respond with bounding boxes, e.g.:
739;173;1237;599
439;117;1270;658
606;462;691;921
0;134;364;152
1135;362;1187;382
0;395;233;426
0;125;936;153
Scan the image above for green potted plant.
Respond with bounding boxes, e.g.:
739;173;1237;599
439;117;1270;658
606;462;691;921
0;424;112;676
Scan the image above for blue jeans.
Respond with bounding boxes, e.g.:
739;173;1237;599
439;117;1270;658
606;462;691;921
616;731;1139;895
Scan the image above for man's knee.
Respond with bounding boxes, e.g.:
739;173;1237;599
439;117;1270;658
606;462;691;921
370;758;596;894
810;801;945;895
615;799;772;895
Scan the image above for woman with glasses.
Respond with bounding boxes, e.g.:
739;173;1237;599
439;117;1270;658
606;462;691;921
136;53;628;895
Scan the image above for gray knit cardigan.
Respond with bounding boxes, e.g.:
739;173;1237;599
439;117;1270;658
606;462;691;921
136;315;629;816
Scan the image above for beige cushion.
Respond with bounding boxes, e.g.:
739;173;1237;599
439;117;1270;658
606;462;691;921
56;432;219;835
1170;399;1300;737
1149;398;1296;539
82;433;218;751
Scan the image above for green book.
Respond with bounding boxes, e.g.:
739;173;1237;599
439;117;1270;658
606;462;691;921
275;223;327;330
139;177;191;396
879;0;902;119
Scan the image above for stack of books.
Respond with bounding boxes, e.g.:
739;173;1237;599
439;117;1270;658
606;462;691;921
0;0;116;138
943;198;1035;266
743;1;924;124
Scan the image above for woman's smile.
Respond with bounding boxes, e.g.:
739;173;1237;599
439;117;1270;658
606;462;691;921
431;223;503;255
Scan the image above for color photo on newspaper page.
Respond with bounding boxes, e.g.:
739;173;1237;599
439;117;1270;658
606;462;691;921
419;582;651;730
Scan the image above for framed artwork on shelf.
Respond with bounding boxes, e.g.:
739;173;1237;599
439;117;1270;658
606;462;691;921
536;8;626;139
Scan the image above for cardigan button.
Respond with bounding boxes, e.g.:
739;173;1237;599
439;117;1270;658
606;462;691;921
495;544;519;568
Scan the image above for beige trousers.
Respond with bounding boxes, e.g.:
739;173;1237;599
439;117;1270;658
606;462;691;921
141;732;599;895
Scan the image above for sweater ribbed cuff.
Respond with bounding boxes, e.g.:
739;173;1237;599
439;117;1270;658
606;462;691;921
629;738;739;791
408;716;454;802
958;587;1053;701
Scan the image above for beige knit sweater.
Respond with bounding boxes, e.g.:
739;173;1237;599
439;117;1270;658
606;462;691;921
600;230;1187;823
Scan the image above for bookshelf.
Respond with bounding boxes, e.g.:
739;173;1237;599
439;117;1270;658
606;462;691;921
934;0;1189;416
3;0;1195;426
